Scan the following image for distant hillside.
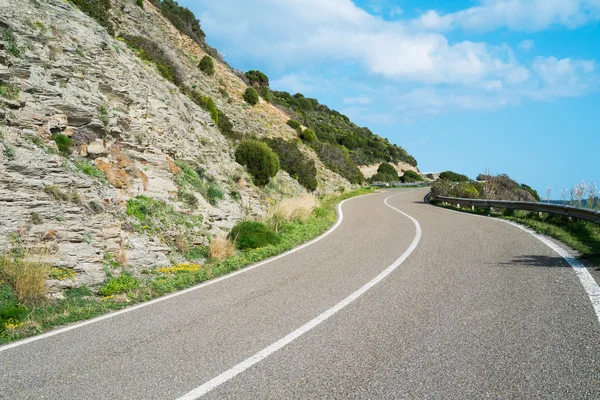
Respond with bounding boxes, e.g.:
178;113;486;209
272;92;417;167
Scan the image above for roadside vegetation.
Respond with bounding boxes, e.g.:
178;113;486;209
0;188;373;344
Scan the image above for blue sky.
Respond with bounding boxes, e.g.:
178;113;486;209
183;0;600;198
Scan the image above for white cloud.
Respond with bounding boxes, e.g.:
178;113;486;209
195;0;599;120
270;73;332;94
412;0;600;33
518;39;535;51
343;97;372;105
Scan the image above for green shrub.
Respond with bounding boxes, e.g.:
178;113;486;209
99;274;140;296
0;28;20;58
3;143;15;160
198;55;214;76
267;139;318;191
149;0;205;45
300;129;316;142
426;173;435;180
200;96;218;124
310;142;364;184
71;0;114;36
206;184;224;205
217;110;236;139
178;189;198;209
287;119;301;132
51;134;72;156
136;0;144;7
120;34;183;85
258;86;272;102
377;162;399;181
439;170;469;182
370;172;396;183
0;83;20;100
235;140;280;186
229;221;280;250
243;87;259;105
401;170;423;183
245;70;269;87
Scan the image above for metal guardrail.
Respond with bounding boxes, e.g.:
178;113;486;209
430;194;600;224
371;181;431;188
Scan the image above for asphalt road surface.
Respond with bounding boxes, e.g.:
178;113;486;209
1;189;599;399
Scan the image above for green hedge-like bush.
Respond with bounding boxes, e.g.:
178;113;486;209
199;55;214;76
287;119;301;131
267;139;318;191
370;172;396;183
300;129;316;143
401;170;423;183
439;170;469;182
235;140;280;185
229;221;280;250
243;87;259;105
377;162;398;181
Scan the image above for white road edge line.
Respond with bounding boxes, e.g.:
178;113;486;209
0;192;382;353
176;190;422;400
437;205;600;323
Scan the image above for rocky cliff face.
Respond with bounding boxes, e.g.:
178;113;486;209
0;0;350;294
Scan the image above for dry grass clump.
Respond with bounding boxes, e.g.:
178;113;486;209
0;250;49;305
209;236;236;260
278;194;317;222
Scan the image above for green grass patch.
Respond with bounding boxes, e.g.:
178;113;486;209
99;274;140;296
75;159;105;181
0;82;20;100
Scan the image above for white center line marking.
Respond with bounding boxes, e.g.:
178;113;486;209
177;190;422;399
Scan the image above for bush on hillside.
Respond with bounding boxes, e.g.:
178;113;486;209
245;70;269;87
258;87;273;103
243;87;259;105
71;0;114;36
235;140;280;185
431;180;482;199
439;170;470;182
300;129;317;143
120;34;185;86
198;55;215;76
310;142;364;184
521;184;541;202
148;0;205;45
229;221;280;250
136;0;144;8
377;162;399;181
287;119;301;132
401;170;423;183
370;172;396;183
267;139;318;191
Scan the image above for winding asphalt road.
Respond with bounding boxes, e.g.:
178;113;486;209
1;188;599;399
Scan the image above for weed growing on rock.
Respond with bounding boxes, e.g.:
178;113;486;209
0;27;21;57
51;134;72;156
70;0;114;36
0;250;49;306
0;83;20;100
3;143;16;160
75;159;105;181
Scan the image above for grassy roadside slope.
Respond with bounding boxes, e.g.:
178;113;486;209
0;188;374;345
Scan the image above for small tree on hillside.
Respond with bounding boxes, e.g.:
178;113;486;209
243;87;259;105
198;55;215;76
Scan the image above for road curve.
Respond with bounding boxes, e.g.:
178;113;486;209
1;189;599;399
